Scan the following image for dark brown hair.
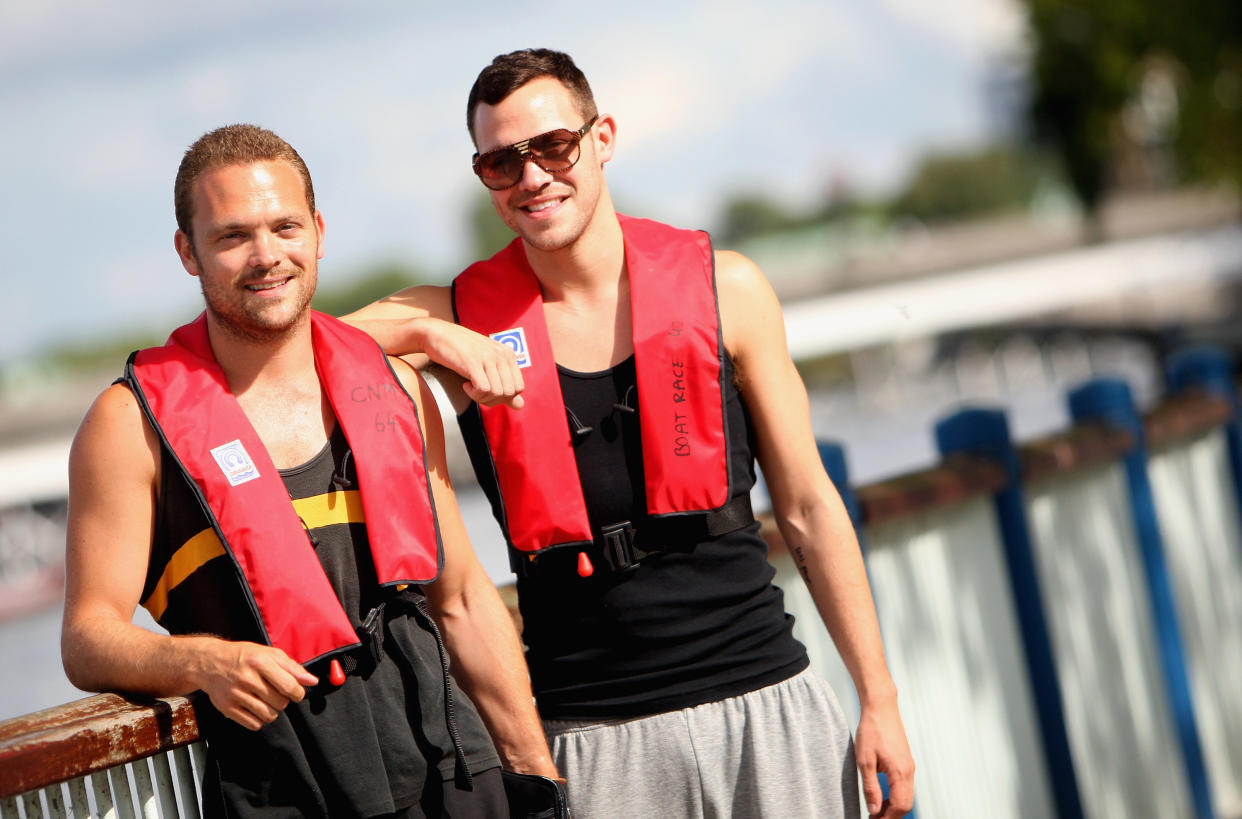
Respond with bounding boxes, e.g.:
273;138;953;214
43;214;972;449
466;48;597;145
173;124;315;240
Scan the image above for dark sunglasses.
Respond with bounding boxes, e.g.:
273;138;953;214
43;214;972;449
472;116;599;190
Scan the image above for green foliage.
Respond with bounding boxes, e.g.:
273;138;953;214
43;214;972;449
716;190;877;246
1021;0;1242;213
468;193;517;260
43;331;168;375
719;197;805;244
311;263;426;317
892;146;1053;224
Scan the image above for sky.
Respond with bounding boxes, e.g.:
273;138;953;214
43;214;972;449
0;0;1027;368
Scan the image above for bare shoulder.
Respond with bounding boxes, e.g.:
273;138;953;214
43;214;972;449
69;382;159;489
713;249;784;354
714;248;767;288
387;356;433;411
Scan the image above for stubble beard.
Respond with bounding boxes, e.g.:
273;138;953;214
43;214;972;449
510;183;597;254
200;268;314;344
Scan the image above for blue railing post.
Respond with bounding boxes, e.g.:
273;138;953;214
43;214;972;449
817;440;863;536
935;407;1085;819
1166;345;1242;539
815;439;917;819
1068;378;1217;819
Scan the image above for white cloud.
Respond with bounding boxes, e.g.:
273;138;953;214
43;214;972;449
1;0;1026;366
880;0;1026;54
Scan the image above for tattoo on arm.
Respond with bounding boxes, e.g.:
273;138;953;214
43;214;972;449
793;546;812;587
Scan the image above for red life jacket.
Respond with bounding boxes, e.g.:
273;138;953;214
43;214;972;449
453;215;731;556
127;312;441;665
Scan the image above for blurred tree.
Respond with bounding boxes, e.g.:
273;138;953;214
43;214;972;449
310;263;427;317
1024;1;1142;224
717;196;802;244
1166;0;1242;185
1022;0;1242;228
44;331;169;375
468;193;517;260
892;146;1052;223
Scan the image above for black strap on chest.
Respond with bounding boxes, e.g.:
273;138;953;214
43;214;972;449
513;492;754;579
320;593;474;791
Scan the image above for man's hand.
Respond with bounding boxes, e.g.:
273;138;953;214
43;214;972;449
196;639;320;731
855;698;915;818
418;318;526;409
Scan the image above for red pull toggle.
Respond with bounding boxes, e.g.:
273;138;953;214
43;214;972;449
577;551;594;577
328;659;346;686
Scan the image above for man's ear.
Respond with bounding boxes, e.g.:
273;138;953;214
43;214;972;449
314;209;325;260
592;113;617;165
174;230;199;277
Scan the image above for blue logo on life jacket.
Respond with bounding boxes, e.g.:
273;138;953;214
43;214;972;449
490;327;531;368
211;439;260;486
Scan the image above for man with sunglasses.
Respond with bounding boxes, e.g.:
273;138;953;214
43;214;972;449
346;48;914;818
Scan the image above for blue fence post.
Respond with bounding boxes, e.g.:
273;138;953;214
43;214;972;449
1166;345;1242;537
1068;378;1217;819
935;407;1085;819
817;440;863;537
815;439;917;819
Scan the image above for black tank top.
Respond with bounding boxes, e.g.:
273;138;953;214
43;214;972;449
150;426;498;817
459;354;808;720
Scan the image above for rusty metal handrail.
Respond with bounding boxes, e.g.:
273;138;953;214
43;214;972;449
0;693;200;799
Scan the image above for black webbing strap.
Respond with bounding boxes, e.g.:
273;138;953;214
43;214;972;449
515;493;755;578
388;595;474;791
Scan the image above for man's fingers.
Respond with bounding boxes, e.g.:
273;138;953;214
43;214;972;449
860;764;882;816
225;707;263;732
234;696;281;731
269;653;318;700
885;768;914;816
465;361;493;398
219;685;282;731
479;361;507;402
492;360;518;400
462;382;491;405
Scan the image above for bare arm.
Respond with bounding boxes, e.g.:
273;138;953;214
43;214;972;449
390;359;558;778
342;284;525;408
718;250;914;818
61;385;317;731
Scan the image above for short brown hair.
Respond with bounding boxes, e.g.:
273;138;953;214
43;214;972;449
466;49;597;145
173;124;315;239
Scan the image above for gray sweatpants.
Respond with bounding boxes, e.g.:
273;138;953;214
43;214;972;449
543;668;859;818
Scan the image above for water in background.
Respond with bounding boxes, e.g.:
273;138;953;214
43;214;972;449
0;334;1160;721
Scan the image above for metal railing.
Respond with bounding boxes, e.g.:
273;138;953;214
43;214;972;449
0;694;204;818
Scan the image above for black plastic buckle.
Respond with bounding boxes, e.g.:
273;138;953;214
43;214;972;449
600;521;642;572
357;603;386;671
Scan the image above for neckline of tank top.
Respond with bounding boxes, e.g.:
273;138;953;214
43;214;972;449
276;423;343;477
556;354;636;380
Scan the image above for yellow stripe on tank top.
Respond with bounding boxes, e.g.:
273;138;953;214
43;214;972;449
142;489;365;621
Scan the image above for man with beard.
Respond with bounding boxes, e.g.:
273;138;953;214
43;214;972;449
347;49;914;818
62;124;559;818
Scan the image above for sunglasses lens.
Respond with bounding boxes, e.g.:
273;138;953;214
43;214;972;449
476;149;524;190
473;124;589;190
528;130;580;169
